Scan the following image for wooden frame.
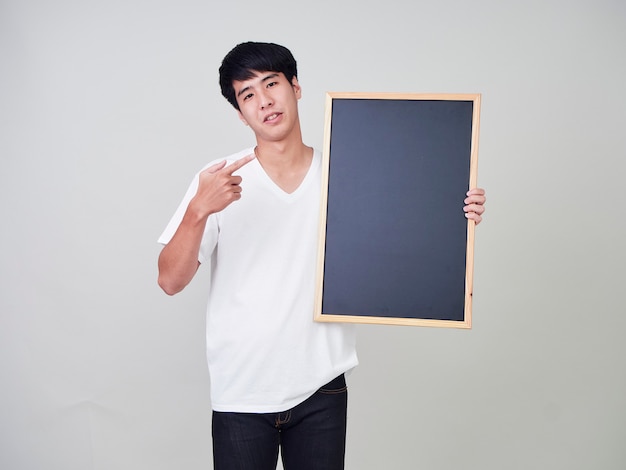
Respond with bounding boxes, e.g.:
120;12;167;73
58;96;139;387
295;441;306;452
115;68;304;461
314;92;481;328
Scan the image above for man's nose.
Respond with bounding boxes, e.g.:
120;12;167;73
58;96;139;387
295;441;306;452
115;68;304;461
259;90;273;109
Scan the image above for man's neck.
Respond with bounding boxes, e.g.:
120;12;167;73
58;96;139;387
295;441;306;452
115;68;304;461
254;132;308;167
254;138;314;194
250;100;308;168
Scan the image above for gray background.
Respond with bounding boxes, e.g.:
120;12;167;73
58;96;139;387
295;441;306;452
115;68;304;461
1;0;624;469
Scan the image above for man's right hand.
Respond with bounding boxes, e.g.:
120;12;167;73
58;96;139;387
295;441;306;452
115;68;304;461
191;153;256;217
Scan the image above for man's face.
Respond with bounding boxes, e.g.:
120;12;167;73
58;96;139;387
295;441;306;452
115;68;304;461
233;70;302;143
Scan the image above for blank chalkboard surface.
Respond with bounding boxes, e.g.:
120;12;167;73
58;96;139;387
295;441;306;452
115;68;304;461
314;93;481;328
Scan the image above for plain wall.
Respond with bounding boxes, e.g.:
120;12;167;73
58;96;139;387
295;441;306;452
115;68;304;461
1;0;625;469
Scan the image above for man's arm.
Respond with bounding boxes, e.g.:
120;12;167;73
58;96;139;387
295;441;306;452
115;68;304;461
157;154;255;295
157;204;207;296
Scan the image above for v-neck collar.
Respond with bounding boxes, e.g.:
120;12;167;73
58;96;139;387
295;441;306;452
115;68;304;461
250;147;319;199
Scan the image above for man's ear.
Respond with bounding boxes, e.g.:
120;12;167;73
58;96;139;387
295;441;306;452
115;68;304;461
291;76;302;99
237;111;249;126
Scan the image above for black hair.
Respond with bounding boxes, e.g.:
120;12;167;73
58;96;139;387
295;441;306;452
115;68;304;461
219;42;298;110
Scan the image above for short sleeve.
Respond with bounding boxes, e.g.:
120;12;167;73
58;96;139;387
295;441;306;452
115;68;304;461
157;172;218;265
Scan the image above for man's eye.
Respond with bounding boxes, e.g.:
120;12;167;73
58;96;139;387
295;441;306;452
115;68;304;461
243;93;253;100
267;81;277;88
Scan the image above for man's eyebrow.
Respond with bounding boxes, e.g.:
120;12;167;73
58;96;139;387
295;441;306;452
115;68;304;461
236;73;280;98
236;85;251;98
261;73;280;82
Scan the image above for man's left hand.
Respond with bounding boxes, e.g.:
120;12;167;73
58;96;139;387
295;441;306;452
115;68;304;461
463;188;486;225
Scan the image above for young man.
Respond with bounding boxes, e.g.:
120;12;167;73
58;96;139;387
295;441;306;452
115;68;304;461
158;42;486;470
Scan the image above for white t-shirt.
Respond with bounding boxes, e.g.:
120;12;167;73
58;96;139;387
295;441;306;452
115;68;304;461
158;147;358;413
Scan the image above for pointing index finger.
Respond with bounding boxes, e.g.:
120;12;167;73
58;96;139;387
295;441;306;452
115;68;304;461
224;153;255;174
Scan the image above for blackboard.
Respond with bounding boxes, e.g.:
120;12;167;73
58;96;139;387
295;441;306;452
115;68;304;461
314;93;481;328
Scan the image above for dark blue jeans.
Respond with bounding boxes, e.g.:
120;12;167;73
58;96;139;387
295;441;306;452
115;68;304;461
212;374;348;470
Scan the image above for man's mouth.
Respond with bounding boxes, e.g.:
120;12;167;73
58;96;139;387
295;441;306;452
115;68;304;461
264;113;281;122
